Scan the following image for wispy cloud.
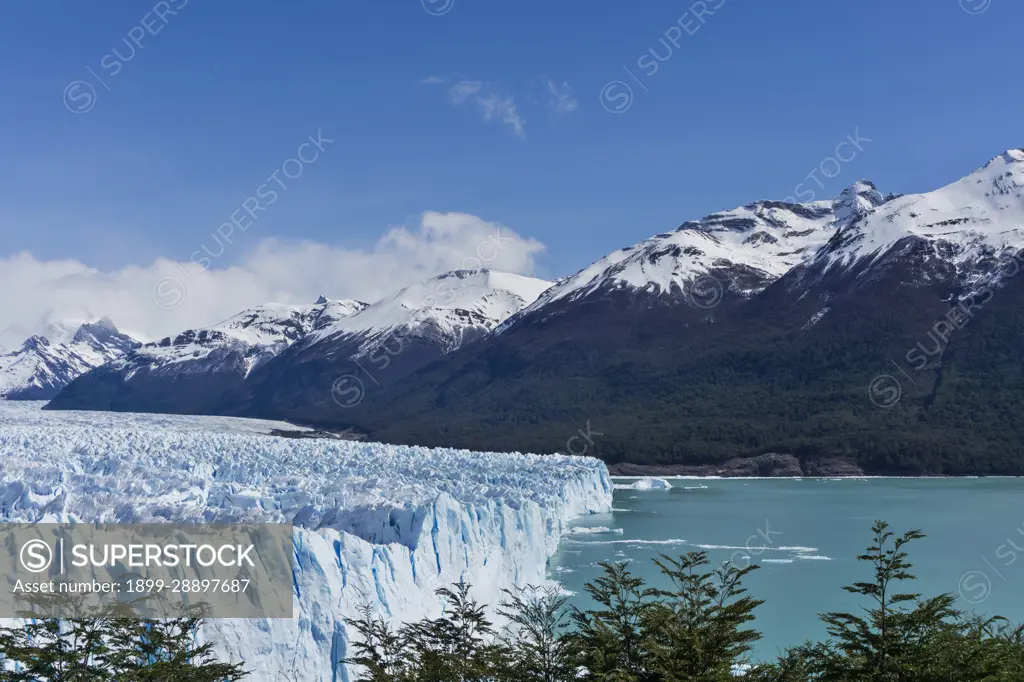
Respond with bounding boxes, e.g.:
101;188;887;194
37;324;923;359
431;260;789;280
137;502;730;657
425;77;527;140
448;79;483;104
542;77;579;117
469;90;526;140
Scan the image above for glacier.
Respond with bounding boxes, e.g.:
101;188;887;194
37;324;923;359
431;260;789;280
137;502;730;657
0;401;612;680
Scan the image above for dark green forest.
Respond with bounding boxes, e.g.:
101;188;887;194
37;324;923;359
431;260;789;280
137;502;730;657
327;254;1024;476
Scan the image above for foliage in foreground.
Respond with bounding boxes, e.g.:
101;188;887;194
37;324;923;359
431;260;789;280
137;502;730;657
0;614;247;682
346;521;1024;682
1;521;1021;680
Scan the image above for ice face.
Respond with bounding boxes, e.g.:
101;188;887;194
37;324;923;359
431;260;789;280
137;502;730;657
0;402;612;681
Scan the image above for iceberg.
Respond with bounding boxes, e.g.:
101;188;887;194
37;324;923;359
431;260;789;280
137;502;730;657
0;402;612;681
566;526;624;535
614;476;673;490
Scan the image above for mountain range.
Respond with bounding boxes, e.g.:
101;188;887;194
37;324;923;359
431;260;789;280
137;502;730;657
45;270;552;416
0;319;138;399
40;149;1024;475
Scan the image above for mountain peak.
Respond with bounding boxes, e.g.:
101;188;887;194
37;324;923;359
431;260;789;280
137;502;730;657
840;179;877;194
307;270;553;350
77;317;119;335
72;318;124;343
985;148;1024;167
431;268;491;282
315;295;329;305
808;148;1024;278
1;321;139;400
19;335;50;351
833;180;885;226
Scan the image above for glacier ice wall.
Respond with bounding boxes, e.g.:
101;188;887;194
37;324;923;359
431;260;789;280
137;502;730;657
0;402;612;680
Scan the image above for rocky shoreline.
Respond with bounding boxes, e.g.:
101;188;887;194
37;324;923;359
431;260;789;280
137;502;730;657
607;453;866;478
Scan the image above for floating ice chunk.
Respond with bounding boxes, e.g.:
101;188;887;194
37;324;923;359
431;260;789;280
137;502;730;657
567;526;624;535
613;477;673;490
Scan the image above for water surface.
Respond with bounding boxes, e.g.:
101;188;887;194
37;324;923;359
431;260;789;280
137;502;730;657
551;477;1024;662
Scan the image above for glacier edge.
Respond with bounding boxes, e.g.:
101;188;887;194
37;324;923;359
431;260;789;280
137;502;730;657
0;402;612;680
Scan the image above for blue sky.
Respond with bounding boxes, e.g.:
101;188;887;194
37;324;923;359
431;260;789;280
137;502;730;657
0;0;1021;339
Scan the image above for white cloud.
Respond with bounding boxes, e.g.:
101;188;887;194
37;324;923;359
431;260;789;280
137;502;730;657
543;77;579;116
472;92;526;140
448;79;484;104
0;212;546;347
427;78;527;140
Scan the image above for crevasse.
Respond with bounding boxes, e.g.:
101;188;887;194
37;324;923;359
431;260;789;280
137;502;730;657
0;402;613;680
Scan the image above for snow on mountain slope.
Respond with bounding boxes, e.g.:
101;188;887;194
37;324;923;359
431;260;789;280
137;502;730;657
44;275;547;415
121;299;367;379
0;319;138;399
813;150;1024;288
520;198;843;313
0;401;611;681
306;269;552;356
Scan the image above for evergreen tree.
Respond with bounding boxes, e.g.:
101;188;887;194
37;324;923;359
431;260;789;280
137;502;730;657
0;613;247;682
344;604;415;682
645;552;763;681
0;618;116;681
337;521;1024;681
568;561;659;682
403;581;509;682
808;521;958;680
755;521;1024;681
497;585;577;682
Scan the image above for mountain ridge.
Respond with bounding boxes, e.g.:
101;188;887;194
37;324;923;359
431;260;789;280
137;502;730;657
46;271;554;416
43;149;1024;474
0;319;139;399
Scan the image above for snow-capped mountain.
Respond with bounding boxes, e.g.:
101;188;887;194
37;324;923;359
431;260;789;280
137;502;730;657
46;298;366;414
47;270;552;418
0;319;138;400
224;269;553;422
802;149;1024;292
42;150;1024;474
512;180;892;326
316;149;1024;475
134;300;368;379
306;269;553;355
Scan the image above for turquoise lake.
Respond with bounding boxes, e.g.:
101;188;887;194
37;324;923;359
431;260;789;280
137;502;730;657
551;477;1024;664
